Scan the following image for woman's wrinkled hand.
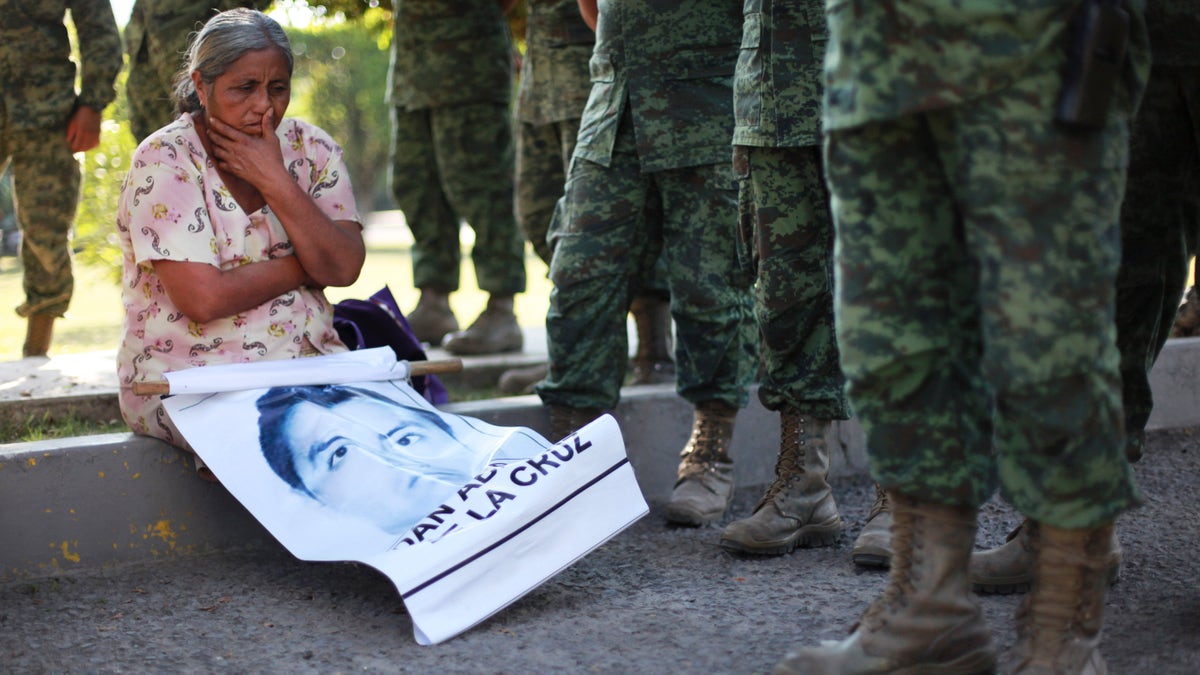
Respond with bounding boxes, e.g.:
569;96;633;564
205;109;288;188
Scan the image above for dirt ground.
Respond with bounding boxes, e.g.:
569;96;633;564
1;428;1197;674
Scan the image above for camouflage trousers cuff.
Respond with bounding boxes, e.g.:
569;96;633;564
16;294;70;319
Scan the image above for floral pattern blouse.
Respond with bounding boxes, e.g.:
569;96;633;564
117;113;361;445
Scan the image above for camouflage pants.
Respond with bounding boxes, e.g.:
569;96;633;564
390;102;526;295
1116;64;1200;460
126;43;181;143
518;117;670;298
537;123;756;411
516;118;579;266
827;99;1141;528
735;145;848;419
0;115;79;319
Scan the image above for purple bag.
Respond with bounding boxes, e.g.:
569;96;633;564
333;286;449;405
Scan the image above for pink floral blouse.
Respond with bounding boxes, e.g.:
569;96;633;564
117;113;361;445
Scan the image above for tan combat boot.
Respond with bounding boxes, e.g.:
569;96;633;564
720;409;842;554
852;483;893;568
23;314;55;358
498;362;548;395
970;517;1122;595
774;493;996;675
664;400;737;526
443;294;523;355
628;295;675;385
546;404;604;443
407;289;458;345
1007;522;1117;674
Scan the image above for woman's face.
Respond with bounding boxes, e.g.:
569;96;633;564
282;395;485;534
193;47;291;135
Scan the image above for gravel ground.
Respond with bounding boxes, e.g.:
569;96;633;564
2;428;1198;674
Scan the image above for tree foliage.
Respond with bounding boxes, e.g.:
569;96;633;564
288;8;395;211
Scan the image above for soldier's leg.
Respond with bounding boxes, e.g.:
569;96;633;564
433;102;526;354
11;125;80;356
721;144;849;553
12;126;79;319
628;195;674;385
391;106;462;293
499;119;583;392
536;128;654;414
778;112;997;675
655;161;755;525
744;145;848;418
515;118;578;268
656;162;755;409
952;63;1142;675
1118;65;1200;461
390;106;461;343
126;45;178;142
433;101;526;297
831;115;993;505
951;109;1140;532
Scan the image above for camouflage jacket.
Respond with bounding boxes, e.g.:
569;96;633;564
516;0;595;125
125;0;271;68
389;0;514;111
823;0;1149;131
1146;0;1200;66
0;0;122;130
574;0;742;173
732;0;825;148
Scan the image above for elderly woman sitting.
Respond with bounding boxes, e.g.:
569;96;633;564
116;8;366;463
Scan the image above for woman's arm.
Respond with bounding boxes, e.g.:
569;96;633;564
153;256;311;325
204;110;366;288
578;0;598;31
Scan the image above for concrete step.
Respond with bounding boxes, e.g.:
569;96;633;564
2;338;1199;581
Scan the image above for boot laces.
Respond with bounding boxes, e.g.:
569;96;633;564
861;501;916;630
679;405;734;466
757;411;807;507
1020;529;1104;652
867;484;890;521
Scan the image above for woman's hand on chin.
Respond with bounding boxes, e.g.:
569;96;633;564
205;109;288;189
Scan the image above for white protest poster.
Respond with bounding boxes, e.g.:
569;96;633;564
160;350;648;644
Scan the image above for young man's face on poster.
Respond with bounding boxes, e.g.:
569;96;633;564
264;388;486;534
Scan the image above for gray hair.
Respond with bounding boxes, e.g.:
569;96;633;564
172;8;294;114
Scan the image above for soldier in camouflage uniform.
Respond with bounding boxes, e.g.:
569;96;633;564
716;0;852;557
388;0;528;355
536;0;757;527
971;0;1200;597
512;0;595;268
497;0;674;395
0;0;122;357
776;2;1147;673
125;0;272;143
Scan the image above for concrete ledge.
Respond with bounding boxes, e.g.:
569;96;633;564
0;433;277;581
4;336;1200;582
1146;337;1200;431
0;386;868;582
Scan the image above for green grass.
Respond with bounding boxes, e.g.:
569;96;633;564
0;243;553;361
1;411;127;443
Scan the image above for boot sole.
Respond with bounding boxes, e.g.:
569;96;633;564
851;550;890;569
664;504;727;527
720;524;843;556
